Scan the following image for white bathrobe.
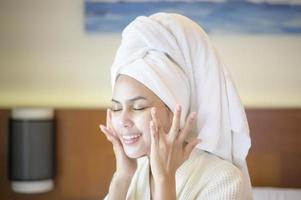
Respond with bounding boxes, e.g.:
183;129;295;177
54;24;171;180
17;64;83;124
104;149;243;200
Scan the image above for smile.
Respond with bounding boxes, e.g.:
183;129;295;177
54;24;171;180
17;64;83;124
122;134;142;144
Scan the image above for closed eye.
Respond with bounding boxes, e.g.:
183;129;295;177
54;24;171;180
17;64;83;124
111;108;122;112
133;107;148;111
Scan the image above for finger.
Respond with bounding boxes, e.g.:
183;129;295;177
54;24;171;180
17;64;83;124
99;124;114;142
107;109;119;137
99;124;122;148
184;138;201;160
106;108;113;130
150;107;160;132
169;104;181;139
150;120;158;146
178;112;196;142
106;109;110;128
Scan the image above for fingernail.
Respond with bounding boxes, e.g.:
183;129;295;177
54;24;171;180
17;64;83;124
176;104;181;111
190;112;196;120
99;125;106;131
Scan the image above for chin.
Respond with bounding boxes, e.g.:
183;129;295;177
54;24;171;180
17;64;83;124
124;149;147;159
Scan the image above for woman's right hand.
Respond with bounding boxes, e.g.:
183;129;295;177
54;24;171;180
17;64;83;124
99;109;137;178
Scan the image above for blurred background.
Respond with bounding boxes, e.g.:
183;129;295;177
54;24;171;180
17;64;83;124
0;0;300;199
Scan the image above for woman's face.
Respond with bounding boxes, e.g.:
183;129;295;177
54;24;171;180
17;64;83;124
111;75;173;159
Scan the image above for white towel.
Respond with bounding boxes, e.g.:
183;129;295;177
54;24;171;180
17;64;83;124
111;12;252;199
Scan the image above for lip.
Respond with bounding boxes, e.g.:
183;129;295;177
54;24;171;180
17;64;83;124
121;133;142;145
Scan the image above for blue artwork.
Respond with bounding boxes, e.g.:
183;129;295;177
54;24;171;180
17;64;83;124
84;0;301;35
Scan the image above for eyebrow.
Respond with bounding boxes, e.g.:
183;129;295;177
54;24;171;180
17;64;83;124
111;96;148;103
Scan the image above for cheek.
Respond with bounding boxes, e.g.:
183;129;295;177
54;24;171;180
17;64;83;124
138;114;152;150
110;115;120;133
135;112;152;133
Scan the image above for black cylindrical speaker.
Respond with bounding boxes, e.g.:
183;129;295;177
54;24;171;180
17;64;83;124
8;108;55;193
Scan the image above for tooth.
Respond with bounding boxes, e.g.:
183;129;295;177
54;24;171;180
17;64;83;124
123;134;140;140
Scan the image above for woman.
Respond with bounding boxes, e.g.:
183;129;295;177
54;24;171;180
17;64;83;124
100;12;252;199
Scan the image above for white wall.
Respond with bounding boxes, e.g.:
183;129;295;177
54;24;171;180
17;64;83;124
0;0;300;108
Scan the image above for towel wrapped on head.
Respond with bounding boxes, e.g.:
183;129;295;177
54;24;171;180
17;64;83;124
111;12;252;198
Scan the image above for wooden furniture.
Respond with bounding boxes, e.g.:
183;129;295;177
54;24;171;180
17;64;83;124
0;108;300;199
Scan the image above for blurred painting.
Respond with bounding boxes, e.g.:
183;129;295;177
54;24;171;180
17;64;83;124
84;0;301;35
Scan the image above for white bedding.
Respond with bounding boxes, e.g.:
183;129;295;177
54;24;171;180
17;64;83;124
253;187;301;200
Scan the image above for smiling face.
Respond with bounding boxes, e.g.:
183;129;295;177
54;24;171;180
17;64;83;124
110;75;173;159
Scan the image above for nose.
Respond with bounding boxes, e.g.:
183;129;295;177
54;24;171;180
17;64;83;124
119;110;134;128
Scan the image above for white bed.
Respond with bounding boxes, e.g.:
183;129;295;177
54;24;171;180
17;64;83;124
253;187;301;200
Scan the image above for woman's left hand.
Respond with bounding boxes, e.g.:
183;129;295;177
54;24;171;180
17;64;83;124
149;104;201;182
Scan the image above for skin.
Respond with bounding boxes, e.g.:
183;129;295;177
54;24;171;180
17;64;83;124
99;75;200;200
